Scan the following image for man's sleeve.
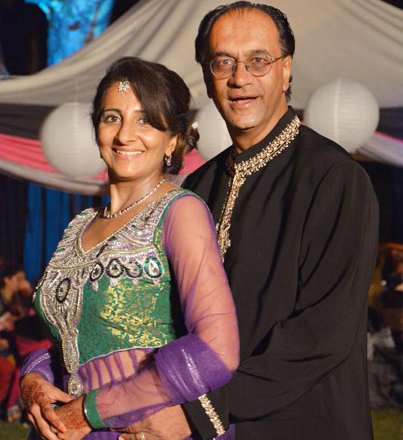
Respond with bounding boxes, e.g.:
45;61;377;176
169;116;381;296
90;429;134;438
183;160;379;437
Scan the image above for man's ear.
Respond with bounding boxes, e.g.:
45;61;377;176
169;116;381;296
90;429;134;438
282;55;292;93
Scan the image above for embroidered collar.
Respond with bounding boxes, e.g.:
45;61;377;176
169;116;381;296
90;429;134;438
218;109;301;257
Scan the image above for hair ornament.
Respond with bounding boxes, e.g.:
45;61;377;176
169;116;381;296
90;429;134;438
191;121;198;129
118;80;130;92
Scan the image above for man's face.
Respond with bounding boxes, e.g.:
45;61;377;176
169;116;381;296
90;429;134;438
206;9;291;145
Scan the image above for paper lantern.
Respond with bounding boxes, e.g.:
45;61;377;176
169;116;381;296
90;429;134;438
304;78;379;153
196;101;232;161
41;102;106;178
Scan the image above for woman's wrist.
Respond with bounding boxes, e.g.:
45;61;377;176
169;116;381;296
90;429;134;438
55;395;92;431
83;389;107;429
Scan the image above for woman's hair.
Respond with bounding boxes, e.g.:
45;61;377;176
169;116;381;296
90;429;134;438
0;260;23;289
92;57;199;174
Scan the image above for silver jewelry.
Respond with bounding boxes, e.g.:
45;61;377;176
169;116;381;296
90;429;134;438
138;433;146;440
101;178;166;219
118;80;130;92
164;154;172;167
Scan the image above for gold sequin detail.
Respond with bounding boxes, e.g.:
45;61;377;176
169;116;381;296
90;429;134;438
198;393;226;436
216;116;301;257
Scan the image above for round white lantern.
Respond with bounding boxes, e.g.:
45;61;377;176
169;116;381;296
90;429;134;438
196;101;232;161
304;78;379;153
41;102;106;178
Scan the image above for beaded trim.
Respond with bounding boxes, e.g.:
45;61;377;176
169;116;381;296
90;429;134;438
198;394;225;436
216;116;301;257
24;352;50;374
38;190;184;397
22;353;53;383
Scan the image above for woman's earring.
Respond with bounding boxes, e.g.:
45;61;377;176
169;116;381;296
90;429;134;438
164;154;172;166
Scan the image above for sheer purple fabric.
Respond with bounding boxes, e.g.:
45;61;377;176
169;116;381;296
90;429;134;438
20;349;54;384
96;195;239;427
21;193;239;438
155;334;232;404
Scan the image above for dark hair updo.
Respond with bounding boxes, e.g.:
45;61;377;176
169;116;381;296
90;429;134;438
92;57;199;174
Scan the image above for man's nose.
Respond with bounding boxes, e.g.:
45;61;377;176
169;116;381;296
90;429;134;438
229;61;253;87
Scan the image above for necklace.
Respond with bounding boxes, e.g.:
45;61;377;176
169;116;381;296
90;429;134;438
101;177;166;219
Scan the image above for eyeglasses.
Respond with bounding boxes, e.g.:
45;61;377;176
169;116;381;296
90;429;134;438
209;55;286;79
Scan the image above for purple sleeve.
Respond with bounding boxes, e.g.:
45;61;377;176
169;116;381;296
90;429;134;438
91;195;239;429
155;334;232;404
20;349;55;384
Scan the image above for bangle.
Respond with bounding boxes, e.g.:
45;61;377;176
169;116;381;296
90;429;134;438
83;390;106;429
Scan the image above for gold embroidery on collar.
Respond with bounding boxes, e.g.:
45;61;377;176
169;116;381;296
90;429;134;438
216;116;301;257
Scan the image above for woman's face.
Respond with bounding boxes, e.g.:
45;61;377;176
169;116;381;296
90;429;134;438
97;82;177;182
15;271;31;295
3;274;18;293
3;271;30;294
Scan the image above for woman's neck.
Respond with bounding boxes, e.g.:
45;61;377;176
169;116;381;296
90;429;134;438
108;173;164;215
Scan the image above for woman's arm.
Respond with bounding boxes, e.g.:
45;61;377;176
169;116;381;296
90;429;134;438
63;194;239;432
20;349;74;440
20;372;74;440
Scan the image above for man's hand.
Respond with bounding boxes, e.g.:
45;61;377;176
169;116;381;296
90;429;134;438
115;405;191;440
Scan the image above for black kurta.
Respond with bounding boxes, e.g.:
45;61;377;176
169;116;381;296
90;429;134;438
183;108;379;440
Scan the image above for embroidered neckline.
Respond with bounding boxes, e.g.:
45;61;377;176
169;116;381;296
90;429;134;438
37;188;186;397
79;188;181;255
217;116;301;257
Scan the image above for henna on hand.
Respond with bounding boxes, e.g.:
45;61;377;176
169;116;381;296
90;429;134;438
21;378;51;409
55;396;90;430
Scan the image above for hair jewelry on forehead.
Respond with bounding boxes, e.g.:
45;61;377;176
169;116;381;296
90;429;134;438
118;80;130;92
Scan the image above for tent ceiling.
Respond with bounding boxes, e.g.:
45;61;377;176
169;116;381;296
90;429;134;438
0;0;401;109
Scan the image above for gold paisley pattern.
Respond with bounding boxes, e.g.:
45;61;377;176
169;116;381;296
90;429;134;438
34;189;186;396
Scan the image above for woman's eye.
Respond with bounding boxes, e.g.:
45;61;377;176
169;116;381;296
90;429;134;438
137;117;149;126
102;114;120;123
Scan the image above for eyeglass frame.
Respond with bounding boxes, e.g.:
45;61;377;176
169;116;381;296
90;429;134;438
208;54;288;79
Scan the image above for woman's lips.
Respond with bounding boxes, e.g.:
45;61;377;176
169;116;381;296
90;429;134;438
113;149;143;158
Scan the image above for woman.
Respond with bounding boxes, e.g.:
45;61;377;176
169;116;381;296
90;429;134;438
19;57;239;440
0;261;33;422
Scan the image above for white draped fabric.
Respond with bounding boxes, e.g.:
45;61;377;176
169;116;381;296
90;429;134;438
360;132;403;168
0;0;402;193
0;0;401;109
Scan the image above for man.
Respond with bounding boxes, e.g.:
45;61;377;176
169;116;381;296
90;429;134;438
120;2;378;439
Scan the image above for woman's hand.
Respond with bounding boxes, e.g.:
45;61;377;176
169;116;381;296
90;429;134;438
20;372;73;440
51;396;92;440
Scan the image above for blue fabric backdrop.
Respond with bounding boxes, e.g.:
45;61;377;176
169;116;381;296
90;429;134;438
23;183;109;283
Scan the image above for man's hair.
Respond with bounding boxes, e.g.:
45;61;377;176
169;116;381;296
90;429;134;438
195;1;295;100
